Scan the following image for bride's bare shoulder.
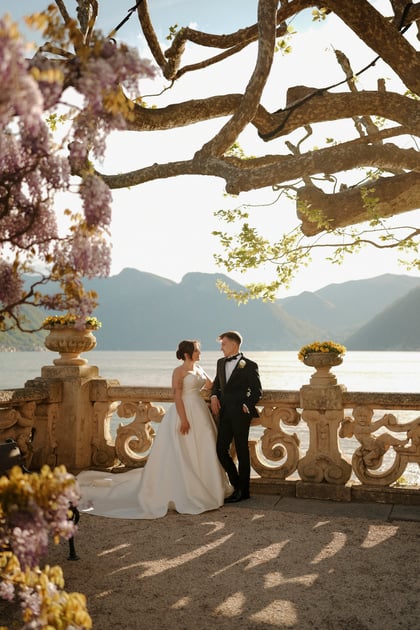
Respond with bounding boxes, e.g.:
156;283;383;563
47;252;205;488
172;364;188;387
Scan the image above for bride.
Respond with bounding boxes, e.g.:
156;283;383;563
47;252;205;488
77;340;231;519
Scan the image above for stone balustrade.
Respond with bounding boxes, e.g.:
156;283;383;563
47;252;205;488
1;352;419;504
0;386;50;468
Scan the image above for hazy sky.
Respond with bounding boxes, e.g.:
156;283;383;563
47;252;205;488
4;1;420;296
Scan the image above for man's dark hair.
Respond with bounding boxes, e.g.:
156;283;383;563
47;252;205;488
218;331;243;345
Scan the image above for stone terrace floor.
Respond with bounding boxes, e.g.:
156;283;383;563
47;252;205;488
15;494;417;630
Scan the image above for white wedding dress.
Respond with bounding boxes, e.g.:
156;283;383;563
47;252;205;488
77;371;231;519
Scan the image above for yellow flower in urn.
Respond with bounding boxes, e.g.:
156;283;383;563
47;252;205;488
298;340;346;362
43;314;102;330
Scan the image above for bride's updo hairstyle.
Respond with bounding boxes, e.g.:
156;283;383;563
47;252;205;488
176;340;198;360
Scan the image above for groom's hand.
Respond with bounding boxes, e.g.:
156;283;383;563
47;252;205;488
210;395;220;416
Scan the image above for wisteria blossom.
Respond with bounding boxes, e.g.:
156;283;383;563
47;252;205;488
79;174;113;227
52;229;112;279
0;260;24;306
0;466;80;569
0;17;43;133
0;466;91;626
0;9;157;329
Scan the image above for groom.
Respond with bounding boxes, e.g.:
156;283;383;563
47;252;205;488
210;331;262;503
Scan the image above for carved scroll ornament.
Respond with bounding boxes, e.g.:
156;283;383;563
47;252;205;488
340;406;420;485
249;405;300;478
114;401;165;467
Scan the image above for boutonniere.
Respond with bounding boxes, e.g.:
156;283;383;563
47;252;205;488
238;359;246;369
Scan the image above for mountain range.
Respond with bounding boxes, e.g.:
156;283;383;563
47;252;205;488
1;269;420;351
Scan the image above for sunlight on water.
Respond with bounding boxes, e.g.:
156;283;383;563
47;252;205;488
1;350;420;391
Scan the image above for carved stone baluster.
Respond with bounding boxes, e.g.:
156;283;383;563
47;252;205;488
298;364;352;490
249;404;300;478
115;400;165;467
340;406;420;485
91;400;119;469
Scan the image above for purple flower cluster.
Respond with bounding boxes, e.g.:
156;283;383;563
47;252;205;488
0;260;24;306
0;467;91;628
19;588;42;624
53;229;112;279
0;18;43;134
0;11;156;326
7;508;49;570
74;38;156;118
0;467;80;570
80;174;113;227
0;16;69;312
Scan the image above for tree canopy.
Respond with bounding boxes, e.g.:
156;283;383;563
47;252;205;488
1;0;419;328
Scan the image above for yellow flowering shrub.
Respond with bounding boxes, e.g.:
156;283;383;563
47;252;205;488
0;466;91;629
0;552;92;629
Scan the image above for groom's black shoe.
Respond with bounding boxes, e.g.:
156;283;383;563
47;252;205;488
224;489;250;504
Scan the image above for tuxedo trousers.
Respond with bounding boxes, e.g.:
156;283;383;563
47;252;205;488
216;409;252;494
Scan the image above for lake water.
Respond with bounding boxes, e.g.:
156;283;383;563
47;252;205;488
1;350;420;392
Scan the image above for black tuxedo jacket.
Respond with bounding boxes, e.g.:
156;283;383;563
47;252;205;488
211;355;262;419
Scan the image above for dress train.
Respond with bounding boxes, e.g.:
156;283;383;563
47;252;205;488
77;372;231;519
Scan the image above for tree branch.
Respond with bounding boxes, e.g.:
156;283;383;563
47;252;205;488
297;171;420;234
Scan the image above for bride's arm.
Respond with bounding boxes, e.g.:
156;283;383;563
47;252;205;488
197;365;213;389
172;367;190;435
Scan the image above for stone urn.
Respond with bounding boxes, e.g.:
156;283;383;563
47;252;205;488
44;327;97;366
303;352;343;386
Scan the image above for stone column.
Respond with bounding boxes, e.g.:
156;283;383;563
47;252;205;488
298;354;352;499
24;325;106;473
27;365;102;474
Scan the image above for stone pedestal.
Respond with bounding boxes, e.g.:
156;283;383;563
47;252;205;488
28;365;102;473
299;369;351;485
303;352;343;386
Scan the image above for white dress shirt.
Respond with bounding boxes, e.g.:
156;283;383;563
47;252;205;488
225;354;241;381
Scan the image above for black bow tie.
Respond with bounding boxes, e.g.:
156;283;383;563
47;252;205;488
226;354;240;362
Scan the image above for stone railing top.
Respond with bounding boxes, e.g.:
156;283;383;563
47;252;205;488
3;381;420;412
107;385;174;402
342;391;420;409
0;387;49;406
97;385;302;405
93;383;420;411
